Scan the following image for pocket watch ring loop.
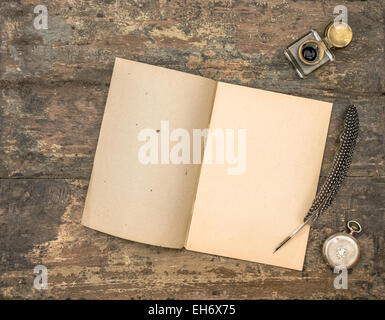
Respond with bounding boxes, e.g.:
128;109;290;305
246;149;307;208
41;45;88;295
347;220;362;235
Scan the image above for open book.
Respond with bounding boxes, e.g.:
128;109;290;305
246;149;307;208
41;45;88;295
82;58;332;271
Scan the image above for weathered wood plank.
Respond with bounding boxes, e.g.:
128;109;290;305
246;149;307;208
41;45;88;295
0;82;106;179
0;83;383;178
0;177;384;299
1;0;384;94
0;1;384;179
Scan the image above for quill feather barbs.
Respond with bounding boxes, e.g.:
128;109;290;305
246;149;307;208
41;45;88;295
304;104;359;225
274;105;359;253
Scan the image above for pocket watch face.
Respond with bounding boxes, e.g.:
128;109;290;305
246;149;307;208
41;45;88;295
322;233;360;269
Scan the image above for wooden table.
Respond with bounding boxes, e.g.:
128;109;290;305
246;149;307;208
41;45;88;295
0;0;384;299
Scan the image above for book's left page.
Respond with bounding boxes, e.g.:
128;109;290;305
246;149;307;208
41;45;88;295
82;58;217;248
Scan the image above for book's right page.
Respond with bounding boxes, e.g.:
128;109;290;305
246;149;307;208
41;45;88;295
185;82;332;271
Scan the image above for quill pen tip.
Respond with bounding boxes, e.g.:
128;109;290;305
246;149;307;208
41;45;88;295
273;236;292;253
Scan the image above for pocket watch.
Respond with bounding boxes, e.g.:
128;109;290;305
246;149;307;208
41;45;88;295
322;220;362;270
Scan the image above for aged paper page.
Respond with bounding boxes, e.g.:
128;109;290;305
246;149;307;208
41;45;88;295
186;82;332;270
82;58;217;248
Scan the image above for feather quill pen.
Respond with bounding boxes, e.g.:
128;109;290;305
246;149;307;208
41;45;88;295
274;105;359;253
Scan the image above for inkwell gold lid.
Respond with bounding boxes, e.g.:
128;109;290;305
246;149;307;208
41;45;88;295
323;21;353;49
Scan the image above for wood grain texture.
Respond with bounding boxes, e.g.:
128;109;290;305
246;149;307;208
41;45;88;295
0;0;384;299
